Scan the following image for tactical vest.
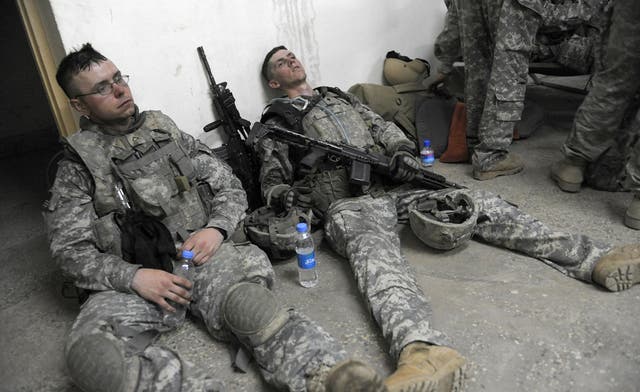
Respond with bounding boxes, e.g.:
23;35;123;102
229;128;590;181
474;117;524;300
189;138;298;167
261;88;384;212
67;111;208;239
262;87;377;149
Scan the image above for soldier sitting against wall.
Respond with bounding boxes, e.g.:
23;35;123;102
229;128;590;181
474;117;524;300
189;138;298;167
251;44;640;392
44;43;394;392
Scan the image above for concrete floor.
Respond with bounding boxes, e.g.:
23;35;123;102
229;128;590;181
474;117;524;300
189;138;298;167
1;84;639;392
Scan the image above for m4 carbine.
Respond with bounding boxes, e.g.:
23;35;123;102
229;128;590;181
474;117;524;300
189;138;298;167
248;122;463;190
197;46;262;210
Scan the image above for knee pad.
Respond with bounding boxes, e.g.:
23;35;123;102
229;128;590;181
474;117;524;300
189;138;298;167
222;282;290;347
66;334;140;392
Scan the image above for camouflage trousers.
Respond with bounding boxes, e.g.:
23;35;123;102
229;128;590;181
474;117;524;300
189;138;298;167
562;0;640;191
66;241;345;391
323;188;611;360
392;187;612;281
468;189;611;282
455;0;541;169
325;195;450;361
627;111;640;193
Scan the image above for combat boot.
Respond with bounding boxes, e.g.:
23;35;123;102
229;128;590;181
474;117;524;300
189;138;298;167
307;359;388;392
550;156;587;192
592;245;640;292
624;194;640;230
384;342;466;392
472;152;523;181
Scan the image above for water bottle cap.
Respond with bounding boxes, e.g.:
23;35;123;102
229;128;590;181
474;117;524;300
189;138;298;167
296;222;308;233
182;249;194;259
423;139;431;147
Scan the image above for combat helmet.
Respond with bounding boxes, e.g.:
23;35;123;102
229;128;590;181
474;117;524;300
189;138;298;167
244;206;311;260
383;50;431;85
408;189;477;250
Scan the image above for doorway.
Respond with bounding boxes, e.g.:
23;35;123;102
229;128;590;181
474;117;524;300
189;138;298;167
1;0;58;158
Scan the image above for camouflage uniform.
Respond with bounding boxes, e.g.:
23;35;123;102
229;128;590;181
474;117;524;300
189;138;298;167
256;88;611;359
434;0;607;169
44;108;346;391
561;0;640;193
627;110;640;193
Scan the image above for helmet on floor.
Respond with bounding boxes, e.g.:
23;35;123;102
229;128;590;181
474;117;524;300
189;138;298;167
244;206;311;260
408;189;477;250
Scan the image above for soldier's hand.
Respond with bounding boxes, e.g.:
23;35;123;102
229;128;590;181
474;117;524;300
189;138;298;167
181;228;224;265
391;150;421;182
131;268;192;312
283;186;313;211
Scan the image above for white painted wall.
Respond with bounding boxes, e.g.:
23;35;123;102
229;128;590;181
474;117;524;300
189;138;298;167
48;0;446;146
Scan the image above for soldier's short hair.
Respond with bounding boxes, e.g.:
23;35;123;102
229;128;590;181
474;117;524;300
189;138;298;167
56;43;107;98
261;45;287;82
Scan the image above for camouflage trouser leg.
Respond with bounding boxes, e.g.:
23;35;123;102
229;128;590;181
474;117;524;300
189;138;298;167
67;242;344;391
67;291;208;392
563;0;640;163
191;242;346;391
470;190;612;282
325;195;448;361
626;111;640;193
456;0;500;146
472;0;540;170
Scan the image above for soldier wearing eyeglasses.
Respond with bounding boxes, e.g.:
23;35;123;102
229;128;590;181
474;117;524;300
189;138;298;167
45;43;386;392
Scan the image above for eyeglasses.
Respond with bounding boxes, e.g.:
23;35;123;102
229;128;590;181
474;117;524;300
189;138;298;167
75;74;130;98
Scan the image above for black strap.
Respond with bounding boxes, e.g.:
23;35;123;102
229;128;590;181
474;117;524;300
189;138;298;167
260;86;350;132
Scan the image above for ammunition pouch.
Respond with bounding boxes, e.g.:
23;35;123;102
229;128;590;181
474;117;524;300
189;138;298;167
113;137;208;237
298;168;355;217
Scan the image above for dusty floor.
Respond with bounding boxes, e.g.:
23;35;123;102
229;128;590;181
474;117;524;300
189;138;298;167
1;83;639;392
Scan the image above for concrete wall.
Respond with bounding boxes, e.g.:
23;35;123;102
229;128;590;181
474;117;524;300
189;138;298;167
48;0;446;146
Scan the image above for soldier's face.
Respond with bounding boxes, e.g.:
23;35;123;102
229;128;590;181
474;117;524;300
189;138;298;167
69;60;136;126
267;49;307;89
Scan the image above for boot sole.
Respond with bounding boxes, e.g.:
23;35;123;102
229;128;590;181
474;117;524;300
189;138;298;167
551;173;581;193
472;166;522;181
602;263;640;292
624;213;640;230
389;361;466;392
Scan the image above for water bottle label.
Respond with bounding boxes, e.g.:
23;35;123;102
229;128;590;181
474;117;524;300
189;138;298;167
422;158;434;167
297;251;316;269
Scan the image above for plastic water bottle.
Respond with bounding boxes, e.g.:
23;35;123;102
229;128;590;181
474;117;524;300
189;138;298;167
420;139;435;168
295;222;318;288
163;250;195;327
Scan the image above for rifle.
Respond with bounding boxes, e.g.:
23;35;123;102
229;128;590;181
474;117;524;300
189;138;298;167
249;122;464;190
197;46;262;210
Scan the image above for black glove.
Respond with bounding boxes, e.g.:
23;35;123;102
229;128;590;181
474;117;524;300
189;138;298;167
283;186;313;212
390;150;421;182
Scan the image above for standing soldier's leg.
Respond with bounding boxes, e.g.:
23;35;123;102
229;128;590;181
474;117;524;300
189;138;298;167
554;0;640;192
625;109;640;229
325;195;465;392
456;0;496;152
472;0;541;179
